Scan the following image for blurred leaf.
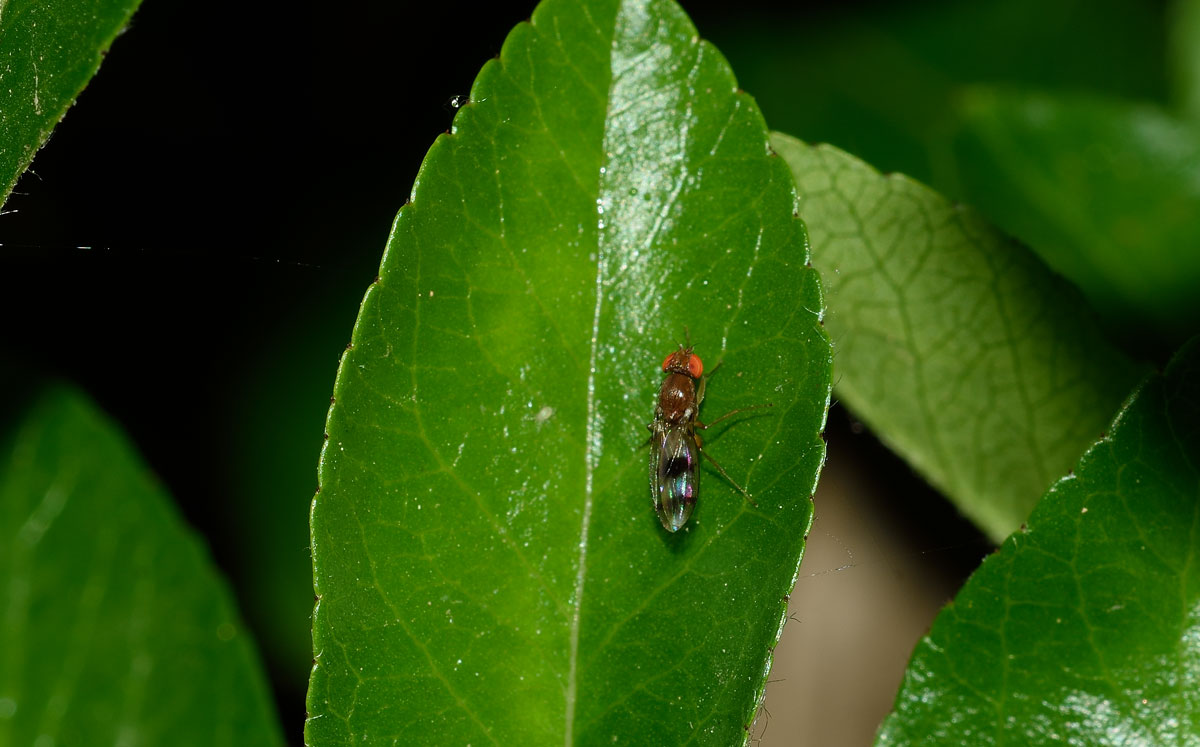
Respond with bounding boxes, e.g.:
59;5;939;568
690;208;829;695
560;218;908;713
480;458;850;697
306;0;832;744
228;301;342;693
0;0;143;206
950;89;1200;345
1169;0;1200;119
877;338;1200;744
709;0;1166;189
774;133;1145;542
0;387;282;745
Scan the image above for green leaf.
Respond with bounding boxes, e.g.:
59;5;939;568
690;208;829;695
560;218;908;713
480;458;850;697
0;0;143;206
773;133;1145;542
877;337;1200;744
0;387;283;745
307;0;831;744
1169;0;1200;120
709;0;1166;189
950;89;1200;344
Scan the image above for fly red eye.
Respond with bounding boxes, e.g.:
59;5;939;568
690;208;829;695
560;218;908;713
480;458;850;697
661;354;674;372
687;354;703;378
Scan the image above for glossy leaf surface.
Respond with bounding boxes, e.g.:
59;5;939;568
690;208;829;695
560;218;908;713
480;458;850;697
307;0;831;744
0;388;282;745
950;89;1200;343
878;338;1200;744
0;0;143;205
774;133;1144;541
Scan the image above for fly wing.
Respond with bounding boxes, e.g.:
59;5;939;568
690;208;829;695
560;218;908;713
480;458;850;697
651;425;699;532
649;425;667;512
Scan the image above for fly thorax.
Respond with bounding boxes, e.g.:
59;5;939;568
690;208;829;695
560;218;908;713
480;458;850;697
657;373;696;422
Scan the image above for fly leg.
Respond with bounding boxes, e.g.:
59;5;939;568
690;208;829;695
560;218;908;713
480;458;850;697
695;360;721;407
696;361;773;424
706;450;757;507
638;421;657;449
691;432;753;509
692;357;771;510
700;402;774;428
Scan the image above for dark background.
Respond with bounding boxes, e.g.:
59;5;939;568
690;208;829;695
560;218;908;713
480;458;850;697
0;0;1170;742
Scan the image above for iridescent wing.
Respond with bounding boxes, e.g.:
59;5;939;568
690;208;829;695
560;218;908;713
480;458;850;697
650;424;699;532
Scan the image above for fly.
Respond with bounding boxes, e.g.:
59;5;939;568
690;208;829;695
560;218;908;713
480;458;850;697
646;336;771;532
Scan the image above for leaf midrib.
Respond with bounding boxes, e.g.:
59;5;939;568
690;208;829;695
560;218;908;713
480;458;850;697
566;6;715;741
562;5;612;743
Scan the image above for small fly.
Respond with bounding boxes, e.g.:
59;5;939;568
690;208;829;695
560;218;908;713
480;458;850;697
646;336;771;532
